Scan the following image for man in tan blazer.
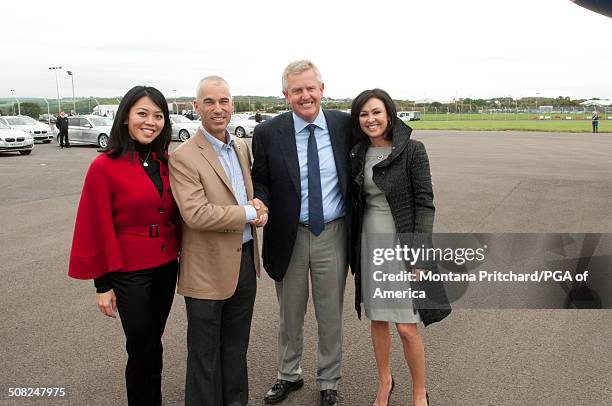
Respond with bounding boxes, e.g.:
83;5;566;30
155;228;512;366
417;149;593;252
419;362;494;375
169;75;267;406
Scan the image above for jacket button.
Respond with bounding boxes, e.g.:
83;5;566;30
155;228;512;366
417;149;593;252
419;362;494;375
161;244;166;251
158;208;165;213
237;247;241;252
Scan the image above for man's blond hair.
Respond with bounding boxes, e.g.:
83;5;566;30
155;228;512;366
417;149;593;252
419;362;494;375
281;60;322;93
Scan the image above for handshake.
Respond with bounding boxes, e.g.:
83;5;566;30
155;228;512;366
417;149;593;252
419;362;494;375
248;198;268;227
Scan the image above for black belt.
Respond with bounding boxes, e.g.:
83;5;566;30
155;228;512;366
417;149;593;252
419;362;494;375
300;216;344;228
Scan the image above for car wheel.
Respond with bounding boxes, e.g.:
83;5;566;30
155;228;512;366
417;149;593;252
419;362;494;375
98;134;109;148
179;129;190;142
235;127;246;138
19;150;32;155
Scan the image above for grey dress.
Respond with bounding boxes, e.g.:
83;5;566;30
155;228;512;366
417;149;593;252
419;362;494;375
360;146;421;323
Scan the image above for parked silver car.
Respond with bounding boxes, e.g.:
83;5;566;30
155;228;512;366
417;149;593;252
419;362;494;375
170;115;199;142
228;114;258;138
0;115;53;143
0;120;34;155
58;115;114;148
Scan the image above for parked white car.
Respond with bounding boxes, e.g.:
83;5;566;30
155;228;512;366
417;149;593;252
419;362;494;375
0;120;34;155
0;115;54;143
247;113;278;123
169;115;199;142
228;114;258;138
57;115;114;148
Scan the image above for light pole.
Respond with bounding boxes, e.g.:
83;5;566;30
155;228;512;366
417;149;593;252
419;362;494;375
49;66;62;113
66;70;76;114
92;98;100;115
173;89;178;114
43;99;51;126
10;89;21;115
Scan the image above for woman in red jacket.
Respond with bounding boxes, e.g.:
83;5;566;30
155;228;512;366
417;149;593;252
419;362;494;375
69;85;180;405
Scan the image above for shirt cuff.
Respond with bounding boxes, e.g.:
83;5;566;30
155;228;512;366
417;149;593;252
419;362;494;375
94;274;112;293
244;205;257;222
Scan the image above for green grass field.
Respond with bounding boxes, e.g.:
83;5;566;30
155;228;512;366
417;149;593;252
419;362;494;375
419;112;600;121
406;119;609;133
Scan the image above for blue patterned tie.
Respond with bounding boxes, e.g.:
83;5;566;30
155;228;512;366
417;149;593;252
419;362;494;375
307;124;324;236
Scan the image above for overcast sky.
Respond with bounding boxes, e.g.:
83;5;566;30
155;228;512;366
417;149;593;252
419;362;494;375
2;0;611;102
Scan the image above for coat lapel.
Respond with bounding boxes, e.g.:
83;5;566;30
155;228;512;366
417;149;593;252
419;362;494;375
277;114;301;198
195;129;234;197
375;120;412;168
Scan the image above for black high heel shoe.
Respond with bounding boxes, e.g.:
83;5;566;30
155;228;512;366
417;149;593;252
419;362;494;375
372;376;394;406
426;391;430;405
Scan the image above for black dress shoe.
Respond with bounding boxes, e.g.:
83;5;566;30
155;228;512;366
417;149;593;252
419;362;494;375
320;389;339;406
264;379;304;404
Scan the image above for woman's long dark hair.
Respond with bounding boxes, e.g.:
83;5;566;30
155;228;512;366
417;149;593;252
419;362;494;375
105;86;172;164
350;88;398;146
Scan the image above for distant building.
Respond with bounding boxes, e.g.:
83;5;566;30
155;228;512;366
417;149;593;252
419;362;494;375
579;99;612;107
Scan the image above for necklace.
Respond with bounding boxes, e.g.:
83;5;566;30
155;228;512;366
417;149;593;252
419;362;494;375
138;149;152;167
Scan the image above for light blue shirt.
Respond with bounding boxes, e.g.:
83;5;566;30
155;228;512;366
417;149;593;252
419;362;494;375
293;110;345;224
201;126;255;243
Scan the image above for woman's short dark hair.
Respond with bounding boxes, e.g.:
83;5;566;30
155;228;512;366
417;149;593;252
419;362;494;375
350;88;398;145
106;85;172;164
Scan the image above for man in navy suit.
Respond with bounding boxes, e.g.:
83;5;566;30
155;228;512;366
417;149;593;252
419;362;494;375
252;60;351;406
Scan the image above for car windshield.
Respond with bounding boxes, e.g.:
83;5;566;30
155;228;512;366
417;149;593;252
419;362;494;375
172;116;192;123
22;116;39;124
7;117;33;125
0;121;9;129
89;117;113;126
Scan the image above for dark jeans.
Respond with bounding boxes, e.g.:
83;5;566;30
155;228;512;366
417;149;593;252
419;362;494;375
185;241;257;406
59;131;70;146
110;260;178;406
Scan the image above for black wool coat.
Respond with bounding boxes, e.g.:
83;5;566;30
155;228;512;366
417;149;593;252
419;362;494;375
350;120;451;326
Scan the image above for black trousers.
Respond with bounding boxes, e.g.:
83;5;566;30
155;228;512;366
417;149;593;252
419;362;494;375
58;130;70;146
185;241;257;406
110;260;178;406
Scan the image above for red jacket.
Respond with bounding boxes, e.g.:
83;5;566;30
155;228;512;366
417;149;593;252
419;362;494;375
68;152;180;280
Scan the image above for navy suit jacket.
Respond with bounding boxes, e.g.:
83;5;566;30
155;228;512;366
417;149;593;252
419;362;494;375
252;110;352;281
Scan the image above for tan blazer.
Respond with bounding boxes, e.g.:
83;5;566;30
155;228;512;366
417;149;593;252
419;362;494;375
169;129;260;300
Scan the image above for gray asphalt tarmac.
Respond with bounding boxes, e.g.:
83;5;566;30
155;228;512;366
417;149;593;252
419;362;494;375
1;131;611;405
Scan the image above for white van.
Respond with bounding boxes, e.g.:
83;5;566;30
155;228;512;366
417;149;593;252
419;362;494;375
397;111;421;121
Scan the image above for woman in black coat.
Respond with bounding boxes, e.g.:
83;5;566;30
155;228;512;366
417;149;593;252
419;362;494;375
350;89;451;406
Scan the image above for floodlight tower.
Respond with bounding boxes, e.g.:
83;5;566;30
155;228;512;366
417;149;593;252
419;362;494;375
49;66;62;113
